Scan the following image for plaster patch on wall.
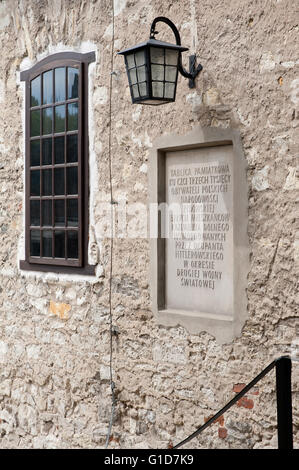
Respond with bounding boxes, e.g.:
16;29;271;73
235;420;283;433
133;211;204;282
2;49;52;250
29;297;48;315
132;106;142;122
203;88;221;106
0;3;11;30
259;52;277;72
281;61;295;68
186;92;202;113
94;86;108;106
103;23;113;40
0;341;8;363
88;225;99;265
294;234;299;269
252;166;270;191
26;283;45;298
283;167;299;191
0;136;9;155
190;0;198;54
114;0;127;16
246;148;259;167
49;300;71;320
236;109;252;127
290;78;299;106
0;79;5;103
131;131;152;149
134;181;145;192
139;163;148;174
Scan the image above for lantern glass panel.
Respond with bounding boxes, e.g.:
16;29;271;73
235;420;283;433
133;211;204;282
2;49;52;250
150;47;164;64
129;68;137;84
164;82;176;99
132;84;139;98
139;82;147;97
165;49;179;66
151;64;164;81
135;50;145;66
137;66;146;82
126;54;135;68
165;66;177;82
152;81;164;98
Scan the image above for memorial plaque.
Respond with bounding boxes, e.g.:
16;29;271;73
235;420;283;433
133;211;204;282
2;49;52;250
149;127;249;343
165;146;233;317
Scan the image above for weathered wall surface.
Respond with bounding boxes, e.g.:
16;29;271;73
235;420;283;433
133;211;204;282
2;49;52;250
0;0;298;449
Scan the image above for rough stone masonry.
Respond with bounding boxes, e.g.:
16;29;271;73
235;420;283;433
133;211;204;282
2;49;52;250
0;0;298;449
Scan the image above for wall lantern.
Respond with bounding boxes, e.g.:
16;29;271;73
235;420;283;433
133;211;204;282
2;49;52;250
118;16;203;105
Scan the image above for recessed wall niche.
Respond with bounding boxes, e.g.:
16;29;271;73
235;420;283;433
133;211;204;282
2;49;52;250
149;127;249;344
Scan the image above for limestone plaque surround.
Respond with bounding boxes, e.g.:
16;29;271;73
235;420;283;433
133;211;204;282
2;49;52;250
149;127;249;344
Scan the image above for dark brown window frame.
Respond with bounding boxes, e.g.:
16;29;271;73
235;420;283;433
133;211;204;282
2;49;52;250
20;51;96;275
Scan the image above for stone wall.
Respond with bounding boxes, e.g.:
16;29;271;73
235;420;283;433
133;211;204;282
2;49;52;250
0;0;298;449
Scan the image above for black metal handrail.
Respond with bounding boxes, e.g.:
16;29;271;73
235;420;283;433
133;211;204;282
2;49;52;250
173;356;293;449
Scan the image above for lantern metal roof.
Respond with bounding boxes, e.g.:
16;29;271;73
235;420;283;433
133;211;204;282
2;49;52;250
118;38;189;56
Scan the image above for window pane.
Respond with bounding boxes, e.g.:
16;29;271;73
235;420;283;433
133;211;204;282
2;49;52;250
54;199;65;226
30;110;40;137
135;50;145;66
150;47;164;64
165;66;177;82
54;136;65;164
42;230;52;257
67;166;78;195
129;68;137;84
54;168;65;195
132;84;139;98
42;169;52;196
30;170;40;196
42;138;52;165
30;140;40;166
126;54;135;68
165;49;178;66
67;103;78;131
55;231;65;258
43;70;53;104
43;107;53;135
31;75;41;107
42;200;52;226
30;200;40;226
55;105;65;133
68;67;79;99
152;81;164;98
67;231;78;259
55;67;66;102
67;199;78;227
139;82;147;97
164;82;175;99
30;230;40;256
151;64;164;81
67;134;78;162
137;66;146;82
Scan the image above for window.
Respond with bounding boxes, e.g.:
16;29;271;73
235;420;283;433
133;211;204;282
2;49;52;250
20;51;96;274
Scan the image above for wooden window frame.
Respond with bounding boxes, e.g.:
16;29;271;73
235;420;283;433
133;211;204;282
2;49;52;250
20;51;96;275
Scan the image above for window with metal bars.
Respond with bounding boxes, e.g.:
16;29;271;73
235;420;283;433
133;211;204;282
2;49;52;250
20;51;96;274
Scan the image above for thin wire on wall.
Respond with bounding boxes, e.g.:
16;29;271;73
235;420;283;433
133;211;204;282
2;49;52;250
105;0;116;449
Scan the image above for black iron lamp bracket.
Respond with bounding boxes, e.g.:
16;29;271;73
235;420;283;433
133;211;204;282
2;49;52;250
149;16;203;89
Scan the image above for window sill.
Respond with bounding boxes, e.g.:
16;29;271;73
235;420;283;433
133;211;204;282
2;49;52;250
19;260;96;276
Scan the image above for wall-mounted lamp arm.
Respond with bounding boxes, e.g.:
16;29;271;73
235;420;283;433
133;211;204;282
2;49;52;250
149;16;202;88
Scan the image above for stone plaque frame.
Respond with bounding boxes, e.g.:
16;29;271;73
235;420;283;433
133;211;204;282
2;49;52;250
149;127;249;344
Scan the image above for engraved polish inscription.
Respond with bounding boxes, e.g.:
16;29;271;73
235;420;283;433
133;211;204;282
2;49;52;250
165;146;234;317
